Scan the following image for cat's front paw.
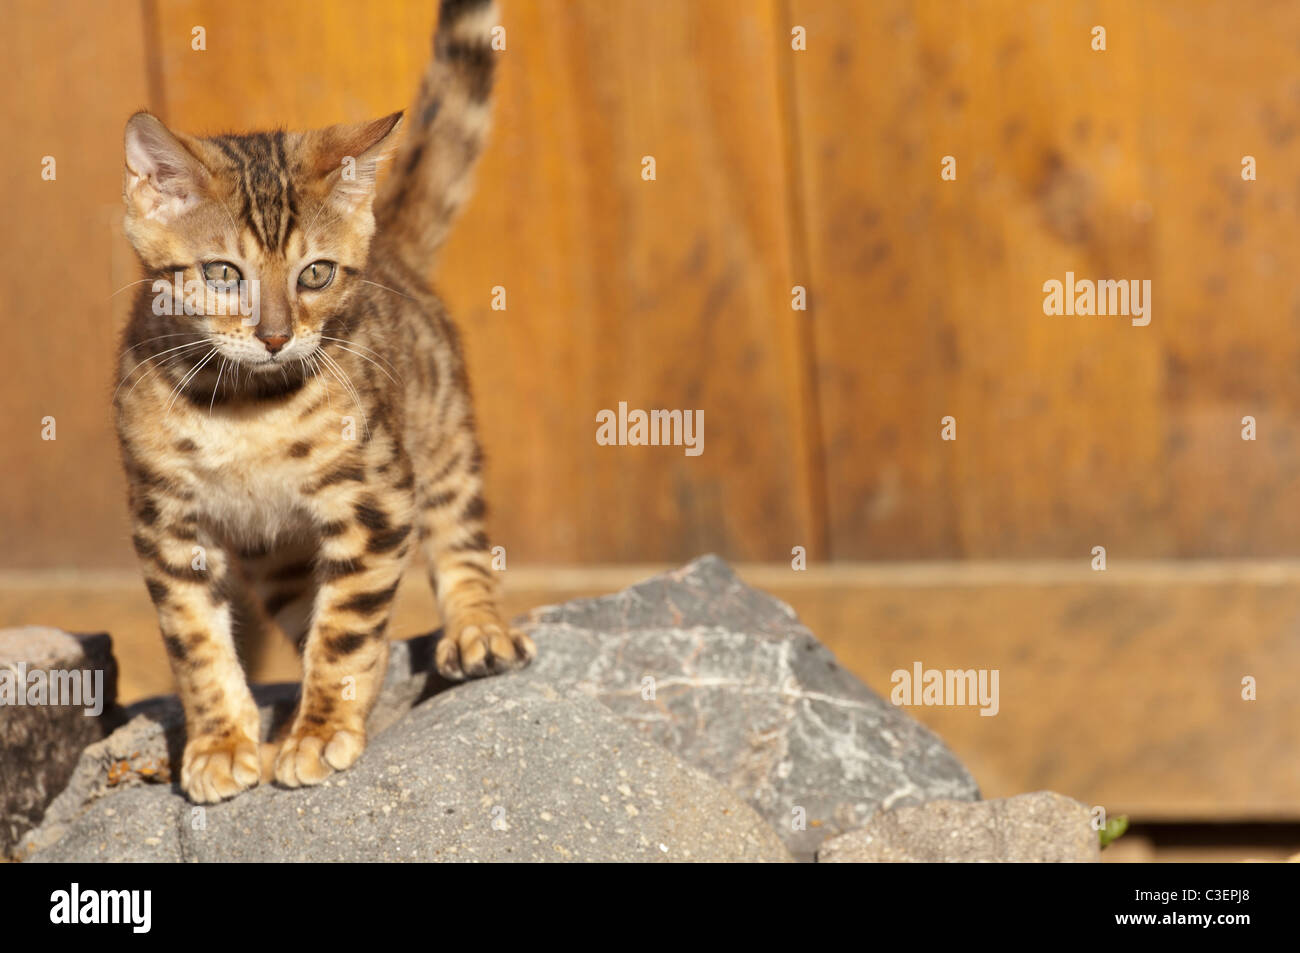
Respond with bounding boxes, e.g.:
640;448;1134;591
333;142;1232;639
435;611;537;681
181;730;261;803
273;723;366;788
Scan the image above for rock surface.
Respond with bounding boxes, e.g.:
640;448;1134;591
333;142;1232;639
0;627;118;857
18;634;437;858
19;556;979;863
29;680;792;863
520;556;980;859
816;791;1100;863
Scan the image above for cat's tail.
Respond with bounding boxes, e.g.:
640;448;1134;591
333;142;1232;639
374;0;498;272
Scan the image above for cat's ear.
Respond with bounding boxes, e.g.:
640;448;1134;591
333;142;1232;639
309;111;403;213
123;112;212;223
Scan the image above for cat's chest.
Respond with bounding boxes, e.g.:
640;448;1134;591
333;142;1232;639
168;389;347;539
190;417;304;481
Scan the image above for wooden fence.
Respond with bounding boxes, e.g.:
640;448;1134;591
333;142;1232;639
4;0;1299;568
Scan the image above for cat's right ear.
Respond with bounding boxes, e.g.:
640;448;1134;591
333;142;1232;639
123;112;211;224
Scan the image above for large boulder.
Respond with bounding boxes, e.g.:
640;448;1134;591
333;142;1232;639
27;680;792;863
519;555;979;859
816;792;1100;863
0;627;118;857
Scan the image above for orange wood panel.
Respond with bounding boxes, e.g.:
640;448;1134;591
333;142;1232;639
5;1;1300;567
0;0;153;568
787;0;1300;558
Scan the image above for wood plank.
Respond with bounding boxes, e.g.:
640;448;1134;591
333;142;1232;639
1144;2;1300;556
0;0;152;567
5;0;1300;568
787;0;1300;558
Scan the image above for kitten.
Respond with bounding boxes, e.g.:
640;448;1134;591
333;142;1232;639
114;0;533;804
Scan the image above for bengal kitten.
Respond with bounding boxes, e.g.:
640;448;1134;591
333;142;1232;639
114;0;533;804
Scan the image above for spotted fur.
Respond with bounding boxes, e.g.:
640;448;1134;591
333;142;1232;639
114;0;533;804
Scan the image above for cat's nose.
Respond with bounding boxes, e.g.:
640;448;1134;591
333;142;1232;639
258;333;290;355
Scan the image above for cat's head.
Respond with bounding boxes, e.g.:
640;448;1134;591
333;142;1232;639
122;111;402;370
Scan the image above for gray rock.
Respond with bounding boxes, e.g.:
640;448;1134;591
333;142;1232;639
519;555;979;860
816;791;1100;863
0;627;118;857
29;680;792;863
17;635;437;858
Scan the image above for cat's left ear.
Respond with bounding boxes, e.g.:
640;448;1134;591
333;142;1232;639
310;111;404;213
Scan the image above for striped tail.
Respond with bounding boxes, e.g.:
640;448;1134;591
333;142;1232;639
374;0;498;273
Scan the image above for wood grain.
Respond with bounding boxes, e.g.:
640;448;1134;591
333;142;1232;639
5;1;1300;565
787;0;1300;558
0;0;151;568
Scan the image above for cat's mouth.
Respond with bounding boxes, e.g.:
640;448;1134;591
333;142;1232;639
245;350;313;372
247;355;291;371
213;335;321;370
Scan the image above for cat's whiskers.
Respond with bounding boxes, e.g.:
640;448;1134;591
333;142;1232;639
115;339;210;402
108;278;161;299
316;349;370;439
321;337;403;386
317;348;365;409
209;357;229;415
304;353;332;412
318;350;369;436
358;279;416;301
117;338;207;388
121;332;203;358
161;347;213;412
165;347;219;416
319;334;400;369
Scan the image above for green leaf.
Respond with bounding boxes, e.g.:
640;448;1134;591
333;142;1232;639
1099;815;1129;849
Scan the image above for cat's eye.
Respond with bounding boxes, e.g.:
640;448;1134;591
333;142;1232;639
298;260;335;291
202;261;241;287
